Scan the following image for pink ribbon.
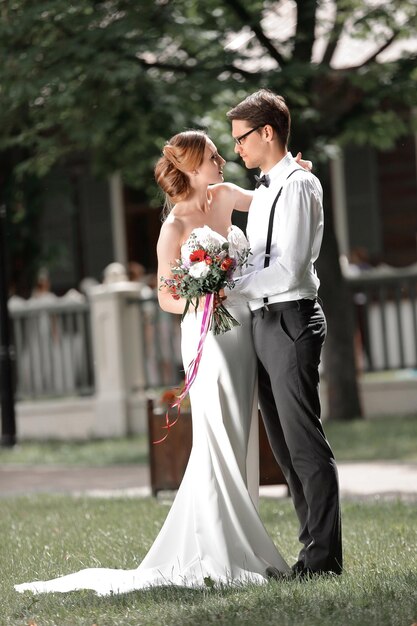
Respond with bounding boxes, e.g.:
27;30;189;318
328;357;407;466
153;293;214;444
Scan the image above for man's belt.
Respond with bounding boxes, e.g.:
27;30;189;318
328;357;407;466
253;298;317;314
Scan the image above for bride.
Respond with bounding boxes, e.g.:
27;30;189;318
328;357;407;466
15;130;306;596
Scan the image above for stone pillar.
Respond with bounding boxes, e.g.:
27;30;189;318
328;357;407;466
89;263;147;437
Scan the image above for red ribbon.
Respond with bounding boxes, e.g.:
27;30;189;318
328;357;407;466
153;293;214;444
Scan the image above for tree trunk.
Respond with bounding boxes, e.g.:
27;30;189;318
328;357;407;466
316;163;363;420
0;151;44;297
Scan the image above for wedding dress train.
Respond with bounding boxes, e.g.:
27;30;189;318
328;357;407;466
15;227;289;596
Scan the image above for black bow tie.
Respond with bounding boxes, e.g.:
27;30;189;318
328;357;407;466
254;174;270;189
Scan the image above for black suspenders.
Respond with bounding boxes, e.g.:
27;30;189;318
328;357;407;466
263;168;302;309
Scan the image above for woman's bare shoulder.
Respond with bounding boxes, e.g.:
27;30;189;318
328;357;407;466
162;211;185;233
209;182;239;205
210;182;234;195
158;213;185;245
210;182;253;212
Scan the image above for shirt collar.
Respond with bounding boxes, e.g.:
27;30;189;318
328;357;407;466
261;152;294;183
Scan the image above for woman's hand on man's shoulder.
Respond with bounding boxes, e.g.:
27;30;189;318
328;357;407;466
295;152;313;172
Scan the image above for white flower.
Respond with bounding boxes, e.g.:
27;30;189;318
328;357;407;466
189;261;210;279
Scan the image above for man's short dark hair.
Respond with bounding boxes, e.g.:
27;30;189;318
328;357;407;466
227;89;291;148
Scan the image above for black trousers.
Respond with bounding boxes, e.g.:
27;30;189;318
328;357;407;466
252;300;343;574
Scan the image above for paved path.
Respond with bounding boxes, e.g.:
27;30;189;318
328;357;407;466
261;461;417;500
0;465;151;498
1;461;416;499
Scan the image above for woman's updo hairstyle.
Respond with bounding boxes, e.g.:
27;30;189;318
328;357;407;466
154;130;207;218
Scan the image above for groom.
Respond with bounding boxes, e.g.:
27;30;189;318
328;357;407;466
226;89;342;577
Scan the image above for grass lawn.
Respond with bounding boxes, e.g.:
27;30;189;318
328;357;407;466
1;495;416;626
324;413;417;462
0;434;149;466
1;413;416;466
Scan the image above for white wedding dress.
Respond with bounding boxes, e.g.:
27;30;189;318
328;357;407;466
15;226;289;596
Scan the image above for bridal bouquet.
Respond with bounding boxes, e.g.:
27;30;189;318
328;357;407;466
161;230;250;335
155;228;250;443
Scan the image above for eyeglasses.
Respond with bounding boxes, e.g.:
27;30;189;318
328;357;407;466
233;125;263;146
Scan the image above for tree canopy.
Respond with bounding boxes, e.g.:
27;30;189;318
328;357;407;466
1;0;416;185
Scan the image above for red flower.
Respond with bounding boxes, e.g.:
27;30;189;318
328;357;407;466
220;257;234;271
170;286;181;300
190;249;205;262
205;255;213;265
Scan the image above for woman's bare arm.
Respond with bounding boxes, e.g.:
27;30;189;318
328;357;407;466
215;153;312;214
228;183;254;212
156;220;188;315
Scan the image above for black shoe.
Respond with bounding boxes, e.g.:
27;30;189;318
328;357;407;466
295;567;341;581
265;566;290;581
291;560;305;575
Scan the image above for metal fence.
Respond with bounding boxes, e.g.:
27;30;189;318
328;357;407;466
9;293;94;399
346;265;417;372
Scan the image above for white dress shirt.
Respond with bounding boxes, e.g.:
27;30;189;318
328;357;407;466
232;152;324;311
